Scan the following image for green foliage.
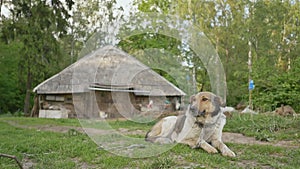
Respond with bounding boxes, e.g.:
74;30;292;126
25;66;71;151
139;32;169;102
224;56;249;106
0;0;300;115
119;33;196;96
134;0;300;111
0;0;74;114
136;0;172;14
0;42;23;114
252;57;300;112
119;33;181;55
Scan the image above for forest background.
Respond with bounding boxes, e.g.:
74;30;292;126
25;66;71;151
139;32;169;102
0;0;299;115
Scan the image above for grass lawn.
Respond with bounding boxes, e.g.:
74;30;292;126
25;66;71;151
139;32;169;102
0;113;300;169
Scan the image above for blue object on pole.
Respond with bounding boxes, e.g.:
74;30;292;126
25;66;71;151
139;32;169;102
249;80;255;90
186;75;190;81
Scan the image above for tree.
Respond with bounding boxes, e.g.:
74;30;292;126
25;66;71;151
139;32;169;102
132;0;300;112
68;0;124;59
132;0;249;102
0;41;22;113
1;0;74;114
118;33;193;94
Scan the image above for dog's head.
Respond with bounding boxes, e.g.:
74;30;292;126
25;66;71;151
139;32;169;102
189;92;225;123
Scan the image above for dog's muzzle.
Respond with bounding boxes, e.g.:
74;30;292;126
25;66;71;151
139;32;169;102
190;105;206;117
197;109;206;117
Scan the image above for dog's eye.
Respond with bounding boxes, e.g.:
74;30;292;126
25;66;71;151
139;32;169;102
202;98;208;101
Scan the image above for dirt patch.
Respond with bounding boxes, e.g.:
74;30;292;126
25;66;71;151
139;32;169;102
3;120;85;133
22;156;36;169
172;154;206;169
234;160;273;169
117;128;145;135
222;132;299;148
71;158;97;169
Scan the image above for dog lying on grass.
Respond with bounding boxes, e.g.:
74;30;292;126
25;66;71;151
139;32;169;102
145;92;236;157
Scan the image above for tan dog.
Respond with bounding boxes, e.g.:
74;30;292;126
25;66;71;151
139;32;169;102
145;92;236;157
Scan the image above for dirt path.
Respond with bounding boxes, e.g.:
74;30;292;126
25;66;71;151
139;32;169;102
3;120;299;148
222;132;299;148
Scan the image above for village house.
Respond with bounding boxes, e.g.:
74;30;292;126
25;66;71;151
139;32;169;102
32;45;186;119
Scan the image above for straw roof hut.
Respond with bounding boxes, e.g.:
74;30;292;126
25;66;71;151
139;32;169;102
32;45;186;118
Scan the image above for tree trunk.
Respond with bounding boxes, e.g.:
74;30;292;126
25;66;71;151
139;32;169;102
0;0;3;17
24;68;32;115
30;95;39;117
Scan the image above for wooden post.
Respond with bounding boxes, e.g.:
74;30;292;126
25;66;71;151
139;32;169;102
248;41;253;110
249;90;252;109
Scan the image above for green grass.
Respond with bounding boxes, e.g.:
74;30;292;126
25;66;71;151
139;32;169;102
108;119;156;130
224;113;300;141
0;117;81;127
0;114;300;169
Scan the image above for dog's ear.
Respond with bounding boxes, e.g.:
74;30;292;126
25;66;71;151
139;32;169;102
214;96;226;107
189;95;196;104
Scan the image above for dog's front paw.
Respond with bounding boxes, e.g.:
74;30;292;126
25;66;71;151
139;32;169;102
191;143;201;149
206;146;218;154
222;149;236;157
199;142;218;154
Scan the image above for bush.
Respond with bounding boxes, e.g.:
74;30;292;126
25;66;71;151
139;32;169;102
251;57;300;112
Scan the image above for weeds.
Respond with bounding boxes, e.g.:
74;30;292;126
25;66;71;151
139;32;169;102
224;113;300;141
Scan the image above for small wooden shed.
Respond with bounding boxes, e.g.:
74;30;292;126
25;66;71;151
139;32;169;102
33;45;186;119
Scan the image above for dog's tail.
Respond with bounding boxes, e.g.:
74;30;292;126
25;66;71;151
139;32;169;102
145;120;163;142
145;131;154;142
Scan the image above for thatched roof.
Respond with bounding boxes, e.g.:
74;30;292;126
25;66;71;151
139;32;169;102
33;45;186;96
